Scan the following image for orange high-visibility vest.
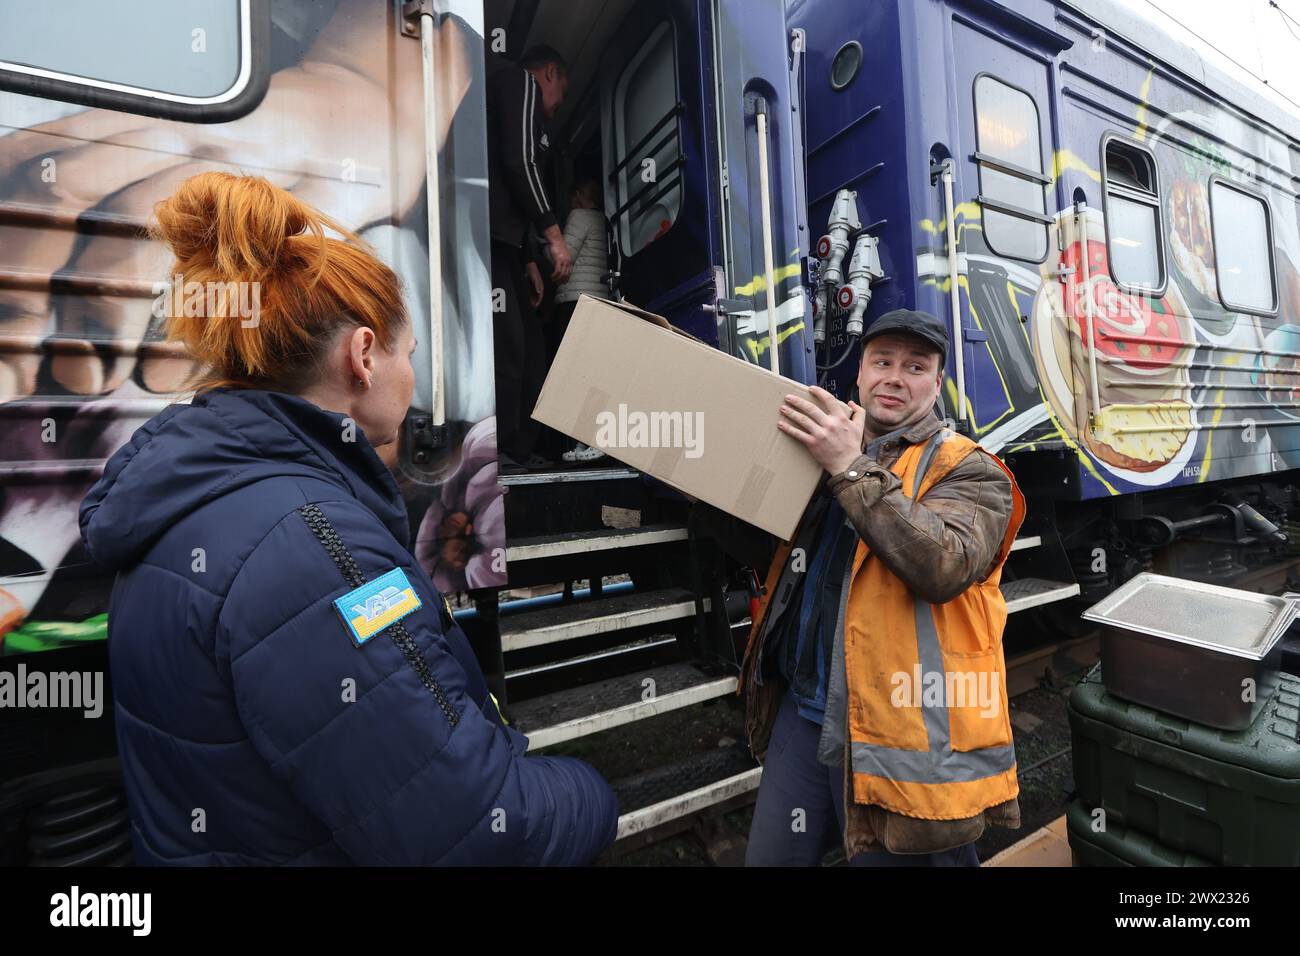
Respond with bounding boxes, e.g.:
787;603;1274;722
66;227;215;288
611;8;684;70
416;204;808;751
843;429;1026;820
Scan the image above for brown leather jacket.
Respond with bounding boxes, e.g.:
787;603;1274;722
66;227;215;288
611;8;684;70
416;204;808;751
708;410;1021;855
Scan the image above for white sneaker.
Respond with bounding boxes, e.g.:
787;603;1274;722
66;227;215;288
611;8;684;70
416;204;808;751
562;443;607;462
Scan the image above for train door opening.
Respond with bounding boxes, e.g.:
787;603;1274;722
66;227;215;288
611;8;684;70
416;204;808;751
470;4;811;824
480;0;813;477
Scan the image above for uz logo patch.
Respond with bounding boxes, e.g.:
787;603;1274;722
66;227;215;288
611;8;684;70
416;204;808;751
333;568;422;647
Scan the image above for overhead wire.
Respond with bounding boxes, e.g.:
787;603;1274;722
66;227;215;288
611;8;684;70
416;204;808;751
1141;0;1300;114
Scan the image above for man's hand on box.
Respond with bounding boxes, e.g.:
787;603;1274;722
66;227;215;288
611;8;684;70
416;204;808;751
778;386;866;476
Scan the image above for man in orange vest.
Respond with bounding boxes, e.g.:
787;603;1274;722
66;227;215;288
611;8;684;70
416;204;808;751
741;309;1026;866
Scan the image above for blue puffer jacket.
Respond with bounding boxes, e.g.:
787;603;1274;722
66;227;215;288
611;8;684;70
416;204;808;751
79;388;618;865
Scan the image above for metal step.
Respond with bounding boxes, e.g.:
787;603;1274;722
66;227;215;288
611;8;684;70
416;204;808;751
506;524;688;562
1010;535;1042;552
1001;578;1080;613
513;661;737;751
500;586;706;653
498;465;640;486
612;745;757;814
614;746;762;841
617;769;762;841
506;636;677;681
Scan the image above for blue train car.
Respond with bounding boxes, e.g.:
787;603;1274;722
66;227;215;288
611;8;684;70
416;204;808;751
792;0;1300;595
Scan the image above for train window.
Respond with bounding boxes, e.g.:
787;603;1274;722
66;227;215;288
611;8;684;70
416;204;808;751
1102;137;1165;293
0;0;268;123
830;41;862;91
1210;178;1277;314
610;21;683;257
973;74;1049;262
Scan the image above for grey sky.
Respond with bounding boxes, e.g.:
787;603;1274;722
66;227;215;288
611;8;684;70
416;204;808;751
1136;0;1300;111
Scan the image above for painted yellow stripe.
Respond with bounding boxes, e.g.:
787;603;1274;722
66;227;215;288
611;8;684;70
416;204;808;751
734;261;802;297
743;321;806;363
1134;68;1154;143
1051;149;1100;184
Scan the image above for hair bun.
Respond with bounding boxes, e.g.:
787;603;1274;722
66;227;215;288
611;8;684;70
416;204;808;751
152;171;341;282
152;172;406;392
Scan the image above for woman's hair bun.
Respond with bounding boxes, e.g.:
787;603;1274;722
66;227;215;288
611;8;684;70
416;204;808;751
151;172;407;391
151;171;337;282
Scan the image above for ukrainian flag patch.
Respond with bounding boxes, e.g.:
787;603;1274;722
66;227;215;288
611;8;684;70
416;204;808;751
334;567;423;647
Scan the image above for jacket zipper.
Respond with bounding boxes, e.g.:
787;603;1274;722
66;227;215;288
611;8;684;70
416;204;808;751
297;503;459;727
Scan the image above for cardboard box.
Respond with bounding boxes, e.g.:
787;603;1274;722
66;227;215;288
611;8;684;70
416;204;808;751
531;294;828;540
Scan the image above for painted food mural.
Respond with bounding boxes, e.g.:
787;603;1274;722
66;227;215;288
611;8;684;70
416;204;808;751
974;109;1300;495
1032;209;1197;484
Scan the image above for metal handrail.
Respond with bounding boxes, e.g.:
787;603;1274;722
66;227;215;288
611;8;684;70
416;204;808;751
607;102;685;181
610;160;684;221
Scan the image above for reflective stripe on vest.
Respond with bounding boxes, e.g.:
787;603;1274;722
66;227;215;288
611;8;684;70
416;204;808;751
850;601;1017;783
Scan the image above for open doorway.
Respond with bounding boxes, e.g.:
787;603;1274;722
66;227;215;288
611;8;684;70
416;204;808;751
485;0;700;475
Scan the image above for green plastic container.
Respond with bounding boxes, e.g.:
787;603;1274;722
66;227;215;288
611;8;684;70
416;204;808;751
1065;800;1215;866
1069;667;1300;866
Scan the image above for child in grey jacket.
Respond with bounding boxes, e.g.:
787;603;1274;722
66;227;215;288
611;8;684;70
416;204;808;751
555;178;611;307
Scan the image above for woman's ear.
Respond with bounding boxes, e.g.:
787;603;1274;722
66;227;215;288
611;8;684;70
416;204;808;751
347;326;377;387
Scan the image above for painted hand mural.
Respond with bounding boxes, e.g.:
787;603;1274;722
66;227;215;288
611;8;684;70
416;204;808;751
0;0;504;653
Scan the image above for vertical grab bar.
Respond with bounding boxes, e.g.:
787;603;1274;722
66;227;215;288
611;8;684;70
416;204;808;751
940;160;967;429
755;98;781;376
1075;201;1102;433
414;4;445;430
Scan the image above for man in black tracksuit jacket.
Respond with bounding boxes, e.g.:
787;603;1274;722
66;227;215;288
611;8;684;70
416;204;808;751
487;45;571;469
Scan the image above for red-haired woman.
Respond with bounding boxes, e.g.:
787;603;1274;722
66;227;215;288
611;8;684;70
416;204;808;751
80;173;617;866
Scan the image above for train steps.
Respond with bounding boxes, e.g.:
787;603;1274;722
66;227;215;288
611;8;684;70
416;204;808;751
1003;530;1081;612
611;745;761;843
500;585;701;653
503;541;1072;752
512;661;736;751
505;523;689;564
495;526;1074;843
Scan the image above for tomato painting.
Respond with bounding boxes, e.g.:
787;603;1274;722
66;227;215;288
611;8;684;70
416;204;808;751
1063;239;1184;371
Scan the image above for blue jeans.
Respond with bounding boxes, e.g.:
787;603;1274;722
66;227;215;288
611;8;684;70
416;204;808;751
745;693;981;867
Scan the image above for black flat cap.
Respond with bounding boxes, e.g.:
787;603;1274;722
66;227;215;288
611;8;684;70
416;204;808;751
860;309;948;363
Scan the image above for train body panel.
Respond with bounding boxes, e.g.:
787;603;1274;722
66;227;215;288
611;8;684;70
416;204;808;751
794;0;1300;505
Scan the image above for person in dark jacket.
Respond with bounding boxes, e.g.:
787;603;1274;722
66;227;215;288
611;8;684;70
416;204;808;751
79;171;618;866
487;45;571;471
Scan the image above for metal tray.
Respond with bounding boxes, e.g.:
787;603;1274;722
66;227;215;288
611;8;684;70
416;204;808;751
1082;573;1295;730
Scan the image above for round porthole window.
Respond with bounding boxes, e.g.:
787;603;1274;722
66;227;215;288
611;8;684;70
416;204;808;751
830;41;862;91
